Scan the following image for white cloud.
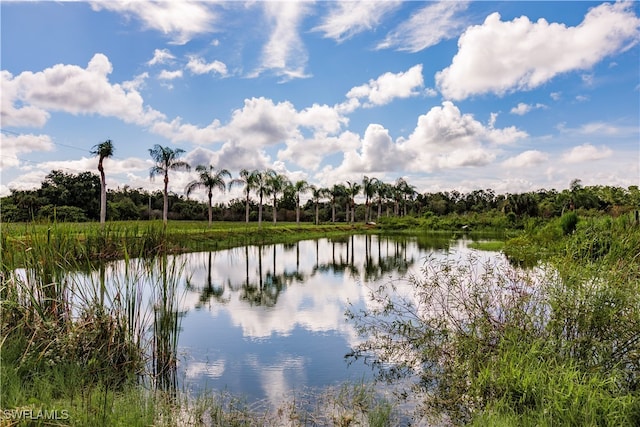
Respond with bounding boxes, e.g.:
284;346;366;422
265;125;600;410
563;143;613;163
186;56;228;76
91;1;217;45
436;1;640;100
253;1;311;80
158;69;183;80
147;48;175;66
510;102;547;115
0;133;54;168
278;131;360;170
346;64;424;107
2;54;165;127
502;150;549;168
328;101;528;177
377;0;468;52
313;0;401;43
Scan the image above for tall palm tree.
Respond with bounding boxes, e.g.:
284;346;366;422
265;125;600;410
91;139;114;226
149;144;191;225
230;169;259;223
292;180;310;224
328;184;346;223
185;165;231;227
267;172;290;224
253;169;276;229
310;185;325;225
362;176;379;223
345;181;361;223
375;181;390;219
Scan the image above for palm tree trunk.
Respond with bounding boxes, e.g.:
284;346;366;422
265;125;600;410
296;195;300;224
163;173;169;225
315;201;319;225
207;191;213;227
245;190;250;223
98;163;106;226
258;193;263;229
273;195;277;224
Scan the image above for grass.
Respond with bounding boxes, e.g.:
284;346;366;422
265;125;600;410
348;212;640;425
466;240;505;252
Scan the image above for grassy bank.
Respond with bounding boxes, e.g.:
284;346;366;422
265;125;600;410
348;212;640;425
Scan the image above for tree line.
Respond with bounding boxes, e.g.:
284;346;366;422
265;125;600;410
1;142;639;225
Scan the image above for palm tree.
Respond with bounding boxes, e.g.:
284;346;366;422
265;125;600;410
149;144;191;225
230;169;259;223
328;184;346;223
254;169;276;229
345;181;361;223
362;176;379;223
185;165;231;227
292;180;310;224
375;181;390;219
91;139;114;226
267;172;291;224
310;185;325;225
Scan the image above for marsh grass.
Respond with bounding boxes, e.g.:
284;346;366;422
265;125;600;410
348;213;640;425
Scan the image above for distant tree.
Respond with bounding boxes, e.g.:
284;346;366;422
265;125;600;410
345;181;361;222
148;144;191;225
362;176;379;222
267;173;291;224
185;165;231;227
328;184;346;223
230;169;259;223
253;169;276;229
292;180;310;224
90;139;114;226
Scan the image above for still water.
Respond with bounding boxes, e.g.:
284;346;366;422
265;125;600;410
172;234;503;406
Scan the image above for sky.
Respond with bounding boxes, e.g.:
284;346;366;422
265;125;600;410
1;0;639;205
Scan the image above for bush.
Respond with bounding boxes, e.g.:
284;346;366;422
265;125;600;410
560;211;579;235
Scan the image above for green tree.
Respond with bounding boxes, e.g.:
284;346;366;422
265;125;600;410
185;165;231;227
362;176;379;222
345;181;361;223
267;172;290;224
148;145;191;225
328;184;346;223
292;180;310;224
253;169;276;229
90;139;114;226
230;169;260;223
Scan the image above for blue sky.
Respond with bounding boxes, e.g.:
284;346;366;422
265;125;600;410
1;1;639;203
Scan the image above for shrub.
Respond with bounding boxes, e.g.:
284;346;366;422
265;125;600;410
560;211;578;235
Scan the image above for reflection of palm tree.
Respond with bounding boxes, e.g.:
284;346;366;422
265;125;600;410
185;252;227;308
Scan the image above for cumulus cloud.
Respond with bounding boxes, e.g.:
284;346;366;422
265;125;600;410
0;133;54;168
346;64;424;107
436;1;640;100
151;97;348;150
91;1;217;45
2;54;165;127
502;150;549;168
377;0;468;52
329;101;528;177
186;56;228;76
313;0;401;42
562;143;613;163
278;131;360;170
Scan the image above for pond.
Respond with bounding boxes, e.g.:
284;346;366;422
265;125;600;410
57;233;509;407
